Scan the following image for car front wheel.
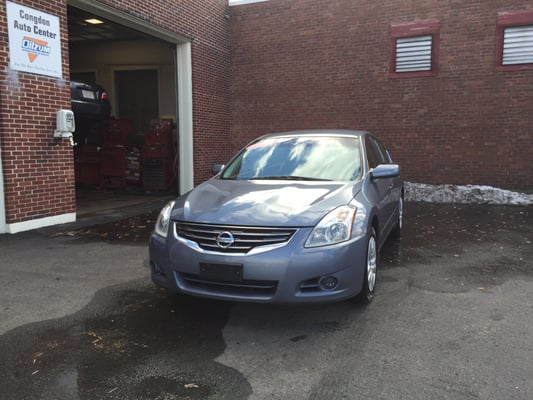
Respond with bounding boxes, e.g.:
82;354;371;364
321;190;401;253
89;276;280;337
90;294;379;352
357;227;377;304
391;195;403;238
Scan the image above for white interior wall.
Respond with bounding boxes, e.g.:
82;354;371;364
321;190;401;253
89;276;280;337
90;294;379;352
69;38;177;120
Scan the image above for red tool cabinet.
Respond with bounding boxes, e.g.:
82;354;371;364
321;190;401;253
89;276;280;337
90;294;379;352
142;122;176;191
100;119;133;188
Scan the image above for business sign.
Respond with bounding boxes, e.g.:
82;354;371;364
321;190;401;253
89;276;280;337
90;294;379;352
6;1;62;78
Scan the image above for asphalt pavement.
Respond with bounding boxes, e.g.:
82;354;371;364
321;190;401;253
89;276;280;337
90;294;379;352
0;202;531;399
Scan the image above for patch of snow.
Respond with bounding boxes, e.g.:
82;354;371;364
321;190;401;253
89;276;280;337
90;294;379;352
229;0;270;6
405;182;533;206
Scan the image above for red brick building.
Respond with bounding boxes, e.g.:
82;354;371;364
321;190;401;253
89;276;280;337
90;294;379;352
0;0;232;233
230;0;533;190
0;0;531;233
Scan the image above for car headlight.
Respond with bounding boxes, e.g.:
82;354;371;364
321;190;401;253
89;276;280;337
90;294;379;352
154;200;175;238
305;206;357;248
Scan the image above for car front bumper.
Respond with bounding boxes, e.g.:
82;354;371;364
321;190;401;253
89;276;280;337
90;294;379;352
149;226;369;304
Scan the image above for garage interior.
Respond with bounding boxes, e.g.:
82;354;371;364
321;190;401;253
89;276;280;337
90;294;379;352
67;5;179;216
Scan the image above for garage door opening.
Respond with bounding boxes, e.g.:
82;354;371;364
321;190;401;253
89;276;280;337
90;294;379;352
67;2;192;218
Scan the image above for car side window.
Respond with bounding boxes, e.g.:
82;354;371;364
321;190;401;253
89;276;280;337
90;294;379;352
376;140;392;163
365;136;386;169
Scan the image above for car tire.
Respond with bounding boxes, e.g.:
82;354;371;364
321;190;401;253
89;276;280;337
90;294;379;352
357;226;378;305
391;195;403;238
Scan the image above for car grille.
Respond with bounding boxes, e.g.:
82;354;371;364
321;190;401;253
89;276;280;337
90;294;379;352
179;273;278;298
174;222;297;254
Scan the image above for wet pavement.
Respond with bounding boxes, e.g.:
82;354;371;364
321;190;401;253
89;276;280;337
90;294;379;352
0;202;531;399
0;286;249;399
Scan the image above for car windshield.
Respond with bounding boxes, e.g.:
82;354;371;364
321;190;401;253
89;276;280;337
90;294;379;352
221;136;361;181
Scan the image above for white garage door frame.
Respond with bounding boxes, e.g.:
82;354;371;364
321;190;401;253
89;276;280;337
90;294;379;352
0;2;194;233
0;137;5;233
69;0;194;195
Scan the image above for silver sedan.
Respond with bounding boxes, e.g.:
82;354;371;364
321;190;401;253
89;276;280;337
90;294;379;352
149;130;403;304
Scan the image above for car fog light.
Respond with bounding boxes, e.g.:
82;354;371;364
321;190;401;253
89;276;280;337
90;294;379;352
318;276;339;291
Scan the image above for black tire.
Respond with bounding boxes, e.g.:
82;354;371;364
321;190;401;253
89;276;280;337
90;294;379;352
391;195;403;238
357;227;378;305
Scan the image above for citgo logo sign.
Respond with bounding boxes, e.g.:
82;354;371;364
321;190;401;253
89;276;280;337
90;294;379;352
21;37;50;63
6;1;62;78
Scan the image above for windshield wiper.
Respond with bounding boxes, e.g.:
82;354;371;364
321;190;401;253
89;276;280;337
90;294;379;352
250;176;332;181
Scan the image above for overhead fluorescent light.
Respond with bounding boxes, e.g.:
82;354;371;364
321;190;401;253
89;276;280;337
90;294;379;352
84;18;104;25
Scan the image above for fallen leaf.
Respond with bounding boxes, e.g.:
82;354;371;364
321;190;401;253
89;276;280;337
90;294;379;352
184;383;199;389
85;331;103;344
32;352;44;364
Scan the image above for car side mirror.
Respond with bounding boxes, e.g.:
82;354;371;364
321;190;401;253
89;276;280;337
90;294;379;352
212;164;224;175
370;164;400;180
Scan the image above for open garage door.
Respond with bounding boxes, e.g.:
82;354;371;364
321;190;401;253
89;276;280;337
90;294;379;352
67;0;193;217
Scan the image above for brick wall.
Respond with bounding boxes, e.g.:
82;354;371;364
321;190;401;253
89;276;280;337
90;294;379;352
229;0;533;190
0;0;231;227
0;0;74;225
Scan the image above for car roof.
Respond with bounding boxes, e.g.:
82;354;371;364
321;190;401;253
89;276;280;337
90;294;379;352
256;129;370;140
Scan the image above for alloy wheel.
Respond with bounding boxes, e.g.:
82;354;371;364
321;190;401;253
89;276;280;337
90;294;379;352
367;235;377;292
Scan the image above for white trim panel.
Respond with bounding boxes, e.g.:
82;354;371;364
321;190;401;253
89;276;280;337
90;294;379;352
0;137;5;233
229;0;270;5
6;213;76;234
176;42;194;195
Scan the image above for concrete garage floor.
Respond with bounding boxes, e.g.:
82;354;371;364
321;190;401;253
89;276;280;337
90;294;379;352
73;186;176;230
0;202;531;399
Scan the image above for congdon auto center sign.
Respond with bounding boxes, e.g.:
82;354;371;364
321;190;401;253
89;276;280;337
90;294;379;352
6;1;62;78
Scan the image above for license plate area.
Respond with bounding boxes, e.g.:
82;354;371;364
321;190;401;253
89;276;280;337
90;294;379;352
81;89;95;99
199;263;243;282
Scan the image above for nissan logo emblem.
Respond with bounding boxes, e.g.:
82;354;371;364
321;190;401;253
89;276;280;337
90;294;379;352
216;231;235;248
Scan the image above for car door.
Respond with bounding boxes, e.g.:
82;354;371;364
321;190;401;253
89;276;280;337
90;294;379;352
376;139;402;221
365;135;396;243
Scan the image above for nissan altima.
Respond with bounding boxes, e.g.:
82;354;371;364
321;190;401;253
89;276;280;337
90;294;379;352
149;130;403;304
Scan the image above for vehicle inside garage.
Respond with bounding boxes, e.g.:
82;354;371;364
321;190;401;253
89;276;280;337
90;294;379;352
67;5;179;212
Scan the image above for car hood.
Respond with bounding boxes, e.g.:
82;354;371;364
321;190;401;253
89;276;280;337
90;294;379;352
171;178;362;227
